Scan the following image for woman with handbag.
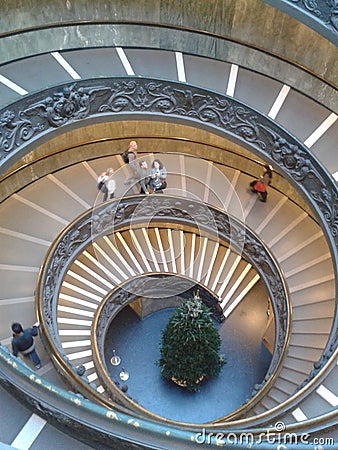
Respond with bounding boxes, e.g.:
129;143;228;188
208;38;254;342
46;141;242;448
149;159;167;193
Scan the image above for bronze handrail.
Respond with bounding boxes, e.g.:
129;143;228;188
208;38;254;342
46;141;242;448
36;194;291;425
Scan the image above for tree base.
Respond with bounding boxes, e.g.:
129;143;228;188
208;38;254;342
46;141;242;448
171;376;204;388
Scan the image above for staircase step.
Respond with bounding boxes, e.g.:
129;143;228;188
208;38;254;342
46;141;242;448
287;344;323;362
291;318;334;334
283;356;314;375
273;378;298;396
259;395;279;411
266;387;288;404
292;299;335;320
278;367;310;385
290;333;329;349
296;386;338;418
286;259;334;287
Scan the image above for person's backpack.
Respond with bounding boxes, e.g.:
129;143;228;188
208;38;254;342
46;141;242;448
122;150;131;163
97;180;105;190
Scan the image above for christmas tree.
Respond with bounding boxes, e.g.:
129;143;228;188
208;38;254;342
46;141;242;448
158;292;225;392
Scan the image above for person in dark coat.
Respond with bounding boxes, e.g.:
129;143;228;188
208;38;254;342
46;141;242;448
123;140;139;185
137;160;150;194
11;322;41;369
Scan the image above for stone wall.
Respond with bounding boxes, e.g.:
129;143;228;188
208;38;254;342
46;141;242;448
1;0;336;109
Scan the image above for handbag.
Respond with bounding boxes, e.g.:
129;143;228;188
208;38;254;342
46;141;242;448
97;180;105;190
122;150;135;164
122;150;129;163
151;179;167;191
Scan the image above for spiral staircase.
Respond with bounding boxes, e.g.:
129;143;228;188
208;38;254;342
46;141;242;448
0;1;337;449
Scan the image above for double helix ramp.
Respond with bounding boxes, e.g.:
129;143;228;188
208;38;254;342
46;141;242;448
0;28;338;442
1;152;335;428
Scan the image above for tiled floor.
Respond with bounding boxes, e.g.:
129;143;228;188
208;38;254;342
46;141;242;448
105;282;272;424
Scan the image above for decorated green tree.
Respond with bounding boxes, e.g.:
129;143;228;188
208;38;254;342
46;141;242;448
158;293;225;392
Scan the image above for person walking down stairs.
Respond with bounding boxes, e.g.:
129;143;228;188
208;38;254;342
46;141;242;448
149;159;167;193
137;160;150;194
97;168;116;201
122;140;139;185
249;164;273;202
11;322;41;369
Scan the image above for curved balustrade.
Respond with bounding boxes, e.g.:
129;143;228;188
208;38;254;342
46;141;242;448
0;78;337;249
1;78;336;294
36;195;290;413
0;78;338;328
262;0;338;44
1;343;337;449
0;1;337;446
2;75;337;442
0;146;332;434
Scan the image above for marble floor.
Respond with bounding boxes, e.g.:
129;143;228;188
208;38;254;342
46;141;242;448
105;284;272;424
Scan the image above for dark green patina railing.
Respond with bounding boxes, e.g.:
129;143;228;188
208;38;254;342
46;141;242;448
1;78;336;264
36;195;290;418
0;78;337;448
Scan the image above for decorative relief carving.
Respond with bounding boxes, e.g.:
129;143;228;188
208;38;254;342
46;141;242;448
98;81;266;149
260;126;337;235
0;78;336;251
311;187;338;237
43;217;91;337
327;0;338;30
269;137;323;184
23;84;110;128
289;0;321;16
287;0;338;30
38;195;290;405
0;110;36;154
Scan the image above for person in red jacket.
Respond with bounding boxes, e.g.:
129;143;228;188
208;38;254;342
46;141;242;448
249;164;273;202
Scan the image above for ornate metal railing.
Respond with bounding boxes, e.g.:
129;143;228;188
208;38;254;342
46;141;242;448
0;77;337;444
1;76;336;391
36;194;290;418
262;0;338;44
0;78;336;255
1;343;337;449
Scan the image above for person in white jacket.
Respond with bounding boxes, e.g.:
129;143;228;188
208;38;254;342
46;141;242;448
97;168;116;201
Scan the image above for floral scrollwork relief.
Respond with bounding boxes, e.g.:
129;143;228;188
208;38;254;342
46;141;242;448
287;0;338;30
38;195;290;402
311;187;338;237
0;110;36;155
1;78;335;260
23;84;110;129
